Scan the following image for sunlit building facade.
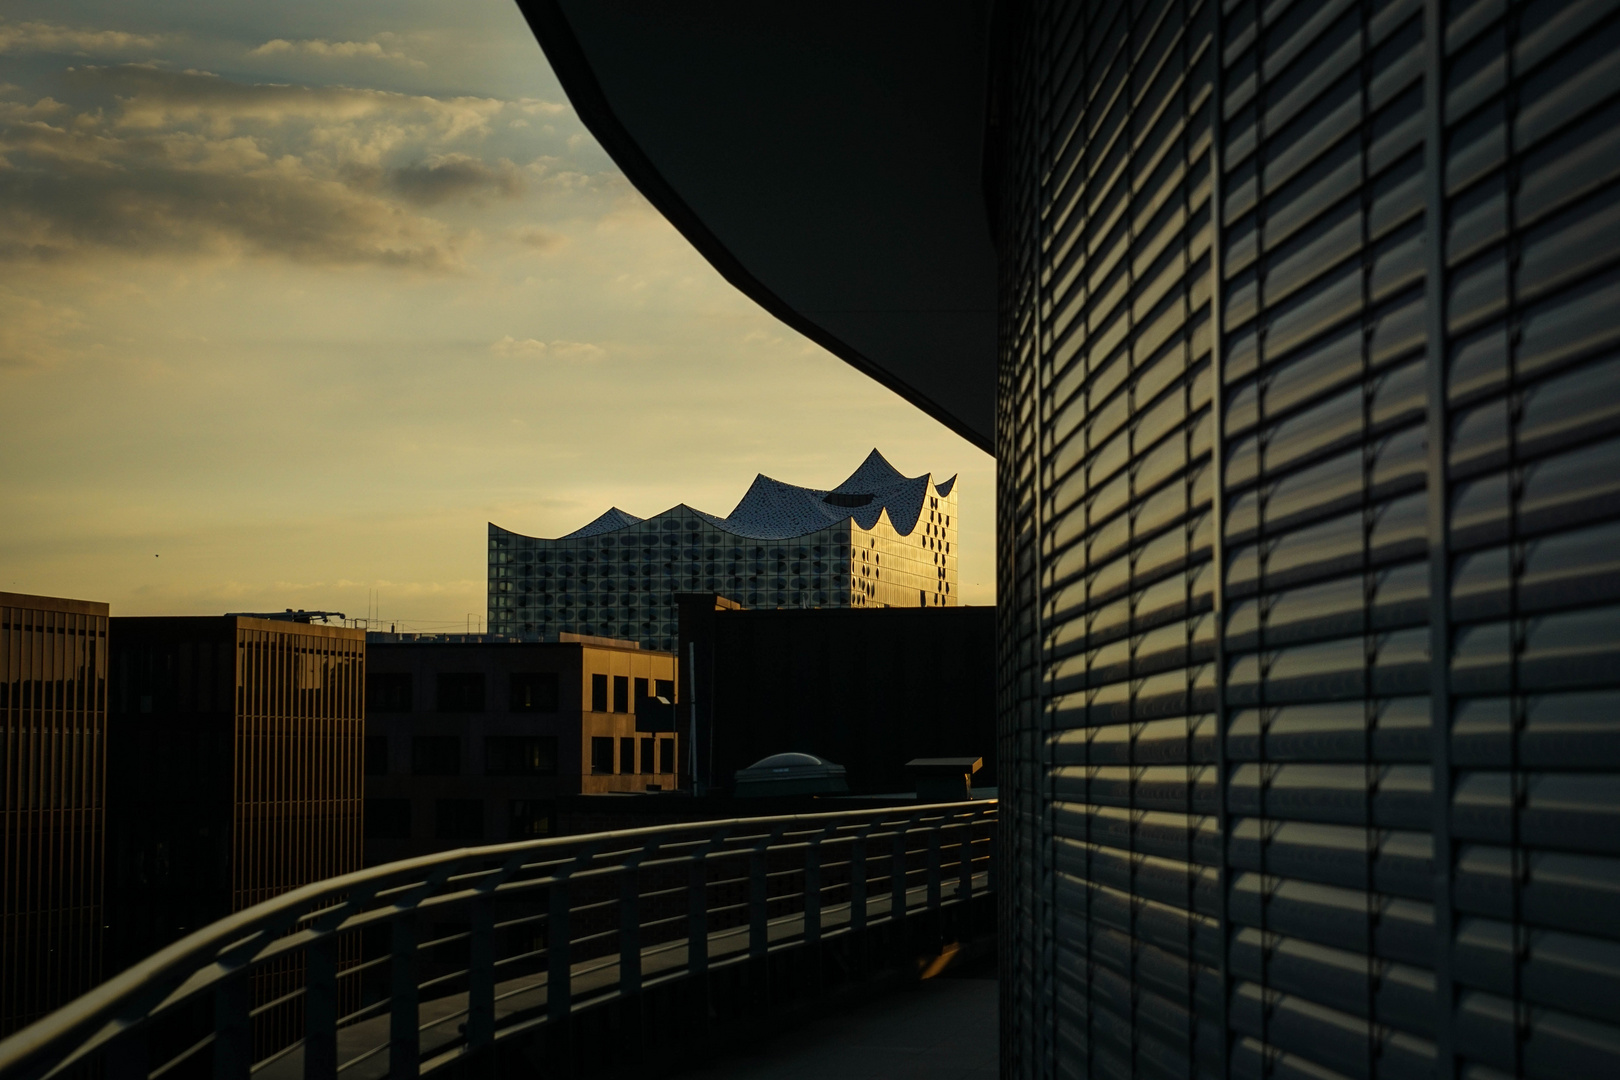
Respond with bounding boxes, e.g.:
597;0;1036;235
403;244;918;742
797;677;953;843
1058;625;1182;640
488;450;958;650
0;592;108;1037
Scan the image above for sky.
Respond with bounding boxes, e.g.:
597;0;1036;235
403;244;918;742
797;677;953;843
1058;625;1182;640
0;1;995;629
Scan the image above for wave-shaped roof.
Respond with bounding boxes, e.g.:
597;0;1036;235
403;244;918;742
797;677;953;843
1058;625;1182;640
533;449;954;543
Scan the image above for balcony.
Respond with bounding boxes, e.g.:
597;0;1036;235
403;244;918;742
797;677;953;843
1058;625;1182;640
0;802;997;1080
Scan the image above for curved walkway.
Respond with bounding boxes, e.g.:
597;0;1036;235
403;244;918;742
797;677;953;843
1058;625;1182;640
668;975;997;1080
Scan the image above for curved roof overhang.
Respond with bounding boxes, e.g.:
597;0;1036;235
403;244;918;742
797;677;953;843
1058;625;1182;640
517;1;998;452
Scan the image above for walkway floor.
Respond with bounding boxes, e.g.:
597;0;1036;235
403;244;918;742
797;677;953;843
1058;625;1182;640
666;975;998;1080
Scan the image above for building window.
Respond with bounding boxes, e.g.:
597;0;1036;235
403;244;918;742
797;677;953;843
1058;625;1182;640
436;673;485;713
590;736;614;774
508;800;553;840
612;675;629;713
366;673;412;713
365;798;411;840
434;799;483;840
509;672;559;713
364;735;389;777
659;738;675;774
634;676;649;708
412;735;460;776
640;737;654;774
655;678;674;702
619;737;635;774
485;736;558;776
590;673;608;712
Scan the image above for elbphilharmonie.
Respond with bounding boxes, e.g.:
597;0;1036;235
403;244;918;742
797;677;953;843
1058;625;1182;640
489;450;960;649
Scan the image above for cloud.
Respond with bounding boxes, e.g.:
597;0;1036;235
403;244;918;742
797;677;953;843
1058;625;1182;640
250;35;424;68
513;226;563;251
388;153;522;205
0;97;464;270
491;335;548;357
0;66;564;270
490;336;603;361
0;19;164;56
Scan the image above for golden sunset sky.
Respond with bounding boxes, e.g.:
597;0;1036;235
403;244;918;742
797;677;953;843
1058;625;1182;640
0;1;994;628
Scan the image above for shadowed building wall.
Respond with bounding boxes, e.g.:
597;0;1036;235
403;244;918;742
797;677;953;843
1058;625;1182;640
0;592;108;1037
106;617;364;970
677;595;996;795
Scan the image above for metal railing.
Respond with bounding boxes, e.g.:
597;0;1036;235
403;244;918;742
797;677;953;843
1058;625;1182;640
0;801;996;1080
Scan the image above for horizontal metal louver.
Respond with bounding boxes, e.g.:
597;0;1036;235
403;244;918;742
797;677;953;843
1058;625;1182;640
995;0;1620;1076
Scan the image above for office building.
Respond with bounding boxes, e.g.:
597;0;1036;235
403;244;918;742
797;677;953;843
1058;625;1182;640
0;593;108;1037
488;449;958;650
106;617;364;968
524;2;1620;1075
676;594;995;796
362;633;678;864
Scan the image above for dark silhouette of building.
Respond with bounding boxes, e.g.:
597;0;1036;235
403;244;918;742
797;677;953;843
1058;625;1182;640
523;2;1620;1074
362;633;678;864
106;617;364;969
0;592;108;1036
676;594;995;795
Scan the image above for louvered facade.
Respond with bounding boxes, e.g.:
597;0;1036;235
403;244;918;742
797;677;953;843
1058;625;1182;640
992;0;1620;1077
0;593;108;1037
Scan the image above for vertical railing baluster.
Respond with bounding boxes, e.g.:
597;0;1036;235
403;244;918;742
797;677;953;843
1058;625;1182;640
466;898;494;1051
547;879;572;1023
958;817;975;900
305;935;338;1080
850;835;867;935
749;844;769;960
803;837;823;946
927;825;942;912
106;1027;150;1080
547;875;573;1078
213;973;250;1080
390;916;419;1080
620;862;642;996
687;849;708;976
891;827;909;926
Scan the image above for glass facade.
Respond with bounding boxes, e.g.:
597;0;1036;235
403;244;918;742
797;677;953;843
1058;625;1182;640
0;593;108;1037
489;495;960;651
993;0;1620;1076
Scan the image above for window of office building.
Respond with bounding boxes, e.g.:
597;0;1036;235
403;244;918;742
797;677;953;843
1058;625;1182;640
508;800;553;840
658;738;674;774
655;678;674;702
619;737;634;774
364;798;411;840
590;673;608;712
484;736;558;777
640;737;654;775
612;675;629;713
589;736;613;774
434;799;483;841
366;672;412;713
508;672;559;713
435;673;484;713
633;676;648;707
364;735;389;777
411;735;460;776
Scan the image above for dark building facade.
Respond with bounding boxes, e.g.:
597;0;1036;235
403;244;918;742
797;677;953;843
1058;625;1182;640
107;617;364;969
523;1;1620;1074
0;593;108;1037
363;634;679;864
677;595;996;795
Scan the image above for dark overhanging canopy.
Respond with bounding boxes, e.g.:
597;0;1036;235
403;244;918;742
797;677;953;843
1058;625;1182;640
516;1;999;452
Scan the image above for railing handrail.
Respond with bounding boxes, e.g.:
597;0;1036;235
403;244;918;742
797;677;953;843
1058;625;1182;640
0;799;997;1080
